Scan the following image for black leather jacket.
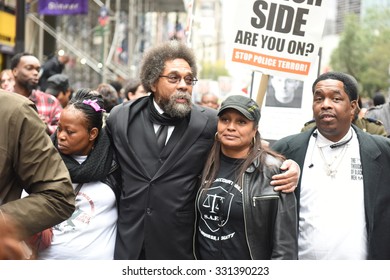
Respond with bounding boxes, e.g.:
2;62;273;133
194;154;298;260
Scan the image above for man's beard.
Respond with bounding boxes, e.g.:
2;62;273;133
159;91;192;118
21;79;38;92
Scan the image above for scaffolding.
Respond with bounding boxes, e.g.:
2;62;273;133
25;0;187;88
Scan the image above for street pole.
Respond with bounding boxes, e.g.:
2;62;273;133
103;0;111;83
15;0;25;53
98;1;110;83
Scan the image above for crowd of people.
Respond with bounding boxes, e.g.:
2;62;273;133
2;40;390;260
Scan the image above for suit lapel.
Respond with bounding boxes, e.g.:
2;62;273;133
355;127;381;233
286;130;313;171
279;129;314;204
118;97;155;178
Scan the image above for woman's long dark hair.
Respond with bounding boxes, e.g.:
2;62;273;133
200;129;285;190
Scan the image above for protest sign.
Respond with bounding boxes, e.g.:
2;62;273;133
225;1;330;141
227;0;329;79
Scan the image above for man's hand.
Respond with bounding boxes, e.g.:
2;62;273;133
271;159;300;193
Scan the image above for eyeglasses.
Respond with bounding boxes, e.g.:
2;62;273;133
159;74;198;86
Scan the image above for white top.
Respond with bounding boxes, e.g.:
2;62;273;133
298;129;367;260
39;155;118;260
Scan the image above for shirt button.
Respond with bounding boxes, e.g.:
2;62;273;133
146;208;152;215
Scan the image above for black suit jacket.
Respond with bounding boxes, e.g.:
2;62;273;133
106;97;217;259
272;125;390;259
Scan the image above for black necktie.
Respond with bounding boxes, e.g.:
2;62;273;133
156;125;168;151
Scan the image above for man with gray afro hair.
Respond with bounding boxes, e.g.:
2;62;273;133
107;40;218;259
140;40;197;95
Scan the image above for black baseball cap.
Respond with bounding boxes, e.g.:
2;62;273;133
46;74;69;96
218;95;261;124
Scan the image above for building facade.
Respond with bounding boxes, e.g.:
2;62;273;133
1;0;189;89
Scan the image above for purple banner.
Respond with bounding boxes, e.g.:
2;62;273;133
38;0;88;15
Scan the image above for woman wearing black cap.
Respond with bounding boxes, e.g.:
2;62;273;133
194;95;297;260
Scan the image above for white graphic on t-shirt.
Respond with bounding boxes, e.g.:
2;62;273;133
53;191;95;233
200;186;234;232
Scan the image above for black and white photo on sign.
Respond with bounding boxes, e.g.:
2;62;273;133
265;75;304;108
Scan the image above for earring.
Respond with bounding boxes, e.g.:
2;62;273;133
215;132;219;141
252;136;256;146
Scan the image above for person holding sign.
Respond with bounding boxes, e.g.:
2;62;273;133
195;95;297;260
272;71;390;259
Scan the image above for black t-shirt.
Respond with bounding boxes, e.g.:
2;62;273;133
196;154;251;259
